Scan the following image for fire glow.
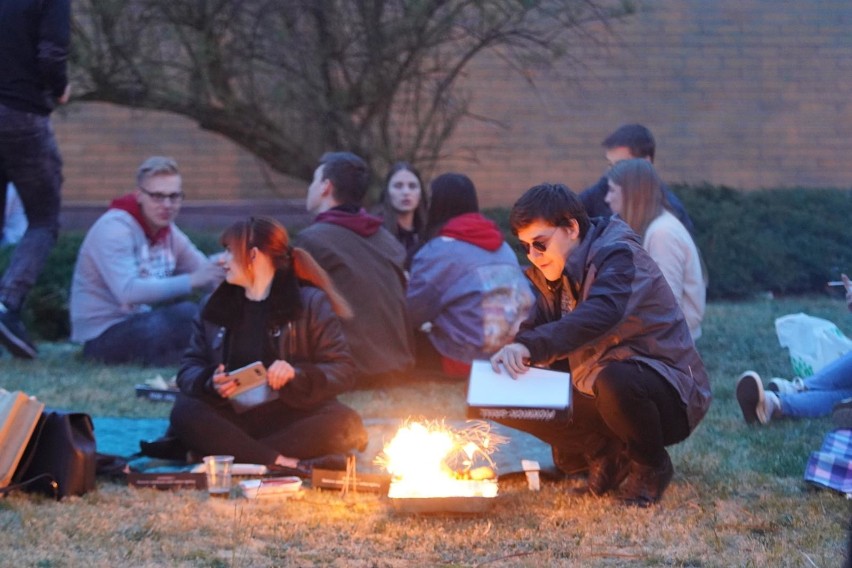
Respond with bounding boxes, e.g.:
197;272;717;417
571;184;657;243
377;420;503;499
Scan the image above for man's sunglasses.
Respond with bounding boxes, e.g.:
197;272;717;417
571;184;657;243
518;239;550;255
517;226;562;255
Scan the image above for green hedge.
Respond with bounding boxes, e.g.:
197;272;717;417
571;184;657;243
3;189;849;340
673;184;852;300
0;230;222;341
490;185;852;301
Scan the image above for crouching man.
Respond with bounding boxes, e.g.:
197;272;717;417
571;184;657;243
490;183;711;507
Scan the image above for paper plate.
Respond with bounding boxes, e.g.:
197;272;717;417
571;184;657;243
239;477;302;499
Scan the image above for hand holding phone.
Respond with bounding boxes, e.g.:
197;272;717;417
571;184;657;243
225;361;269;398
212;364;236;398
267;359;296;390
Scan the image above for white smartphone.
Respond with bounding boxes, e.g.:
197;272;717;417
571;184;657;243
226;361;268;398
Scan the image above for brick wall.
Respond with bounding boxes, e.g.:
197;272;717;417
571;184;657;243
53;103;305;203
54;0;852;208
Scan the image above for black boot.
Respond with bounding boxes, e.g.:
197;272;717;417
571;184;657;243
585;439;629;496
618;451;674;507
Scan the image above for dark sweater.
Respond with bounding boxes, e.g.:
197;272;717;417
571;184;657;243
0;0;71;115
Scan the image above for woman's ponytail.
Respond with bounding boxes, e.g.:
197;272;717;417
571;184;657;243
290;247;353;319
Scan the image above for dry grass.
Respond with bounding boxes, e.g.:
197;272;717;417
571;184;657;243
1;296;850;567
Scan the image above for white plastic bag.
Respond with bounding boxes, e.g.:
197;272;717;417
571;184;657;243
775;313;852;377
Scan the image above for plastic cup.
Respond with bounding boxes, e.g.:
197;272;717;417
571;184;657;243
203;455;234;497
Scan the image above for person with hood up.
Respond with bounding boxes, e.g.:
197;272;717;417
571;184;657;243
294;152;414;387
407;173;533;378
70;156;225;365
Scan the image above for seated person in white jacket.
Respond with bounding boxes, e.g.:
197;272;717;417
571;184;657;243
605;158;706;339
70;156;224;365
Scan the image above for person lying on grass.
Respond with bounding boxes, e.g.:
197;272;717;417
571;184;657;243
169;216;367;474
489;183;712;507
736;273;852;426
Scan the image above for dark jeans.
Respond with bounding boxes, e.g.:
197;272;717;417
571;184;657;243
82;301;198;366
0;104;62;311
494;360;690;468
170;392;368;464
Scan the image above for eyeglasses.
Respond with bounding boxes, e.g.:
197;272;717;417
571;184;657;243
138;186;184;204
518;227;560;255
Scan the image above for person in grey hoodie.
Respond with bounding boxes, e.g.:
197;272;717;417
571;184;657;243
70;157;224;365
407;173;532;377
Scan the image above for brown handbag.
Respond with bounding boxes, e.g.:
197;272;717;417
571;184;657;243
0;389;44;488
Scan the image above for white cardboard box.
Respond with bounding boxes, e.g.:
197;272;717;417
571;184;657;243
466;360;571;421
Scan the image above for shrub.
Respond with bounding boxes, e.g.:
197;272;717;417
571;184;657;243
4;189;849;340
0;232;84;340
673;184;852;299
0;229;222;341
490;185;852;300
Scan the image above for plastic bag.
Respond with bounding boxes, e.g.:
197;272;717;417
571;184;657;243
775;313;852;377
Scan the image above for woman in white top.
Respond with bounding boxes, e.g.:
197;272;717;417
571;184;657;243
605;159;706;339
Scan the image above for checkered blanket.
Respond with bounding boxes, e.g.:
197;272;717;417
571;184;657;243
804;429;852;495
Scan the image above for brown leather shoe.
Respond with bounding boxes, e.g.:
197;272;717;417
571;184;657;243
551;446;588;478
618;451;674;507
586;442;629;496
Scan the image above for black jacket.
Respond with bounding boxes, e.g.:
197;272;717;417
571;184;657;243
177;270;356;409
0;0;70;115
516;216;711;431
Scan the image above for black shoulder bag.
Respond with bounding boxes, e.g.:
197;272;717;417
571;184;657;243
10;410;96;500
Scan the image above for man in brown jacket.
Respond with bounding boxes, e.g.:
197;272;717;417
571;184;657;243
295;152;414;387
491;183;711;507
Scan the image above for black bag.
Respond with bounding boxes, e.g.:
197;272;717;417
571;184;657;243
13;410;96;499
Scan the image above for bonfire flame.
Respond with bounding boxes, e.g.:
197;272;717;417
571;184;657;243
376;420;504;498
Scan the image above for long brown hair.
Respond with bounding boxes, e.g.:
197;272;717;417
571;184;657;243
607;158;665;237
220;216;353;319
377;161;428;238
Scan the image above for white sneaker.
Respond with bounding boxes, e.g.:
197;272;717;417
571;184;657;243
736;371;779;425
766;377;806;395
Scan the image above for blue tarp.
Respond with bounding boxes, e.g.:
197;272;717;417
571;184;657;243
92;417;556;477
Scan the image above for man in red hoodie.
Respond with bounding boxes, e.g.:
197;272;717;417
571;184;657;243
295;152;414;388
69;156;224;365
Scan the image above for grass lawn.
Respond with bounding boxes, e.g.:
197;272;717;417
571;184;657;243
1;296;850;566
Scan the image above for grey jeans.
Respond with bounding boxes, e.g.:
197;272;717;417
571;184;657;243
0;104;62;311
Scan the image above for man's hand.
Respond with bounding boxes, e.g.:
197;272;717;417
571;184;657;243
490;343;531;379
268;360;296;390
189;259;225;290
842;273;852;312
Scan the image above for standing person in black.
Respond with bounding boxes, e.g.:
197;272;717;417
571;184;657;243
0;0;71;359
579;124;694;235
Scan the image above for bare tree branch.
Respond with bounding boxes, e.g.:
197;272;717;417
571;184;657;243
70;0;634;192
